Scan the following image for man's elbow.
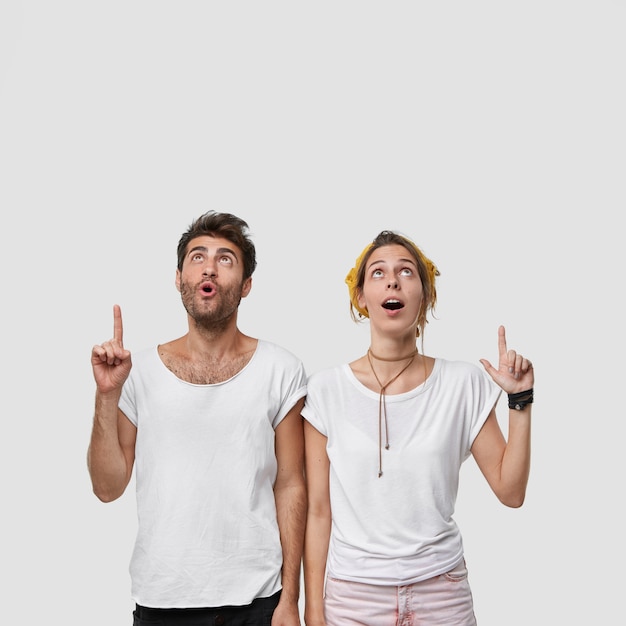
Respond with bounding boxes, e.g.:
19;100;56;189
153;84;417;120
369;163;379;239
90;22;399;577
91;480;126;503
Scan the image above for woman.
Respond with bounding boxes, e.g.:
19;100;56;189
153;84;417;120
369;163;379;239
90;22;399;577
302;231;533;626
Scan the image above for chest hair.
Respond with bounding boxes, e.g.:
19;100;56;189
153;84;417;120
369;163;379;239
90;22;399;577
159;350;255;385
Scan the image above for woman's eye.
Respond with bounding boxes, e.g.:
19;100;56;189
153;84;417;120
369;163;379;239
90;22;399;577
400;268;413;276
372;269;383;278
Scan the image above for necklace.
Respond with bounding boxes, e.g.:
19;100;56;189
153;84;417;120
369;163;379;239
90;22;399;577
367;348;418;477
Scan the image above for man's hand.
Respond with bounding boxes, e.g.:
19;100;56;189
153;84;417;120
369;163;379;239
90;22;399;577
91;304;132;393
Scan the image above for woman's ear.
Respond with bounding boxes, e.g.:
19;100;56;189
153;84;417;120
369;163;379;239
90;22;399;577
357;288;367;312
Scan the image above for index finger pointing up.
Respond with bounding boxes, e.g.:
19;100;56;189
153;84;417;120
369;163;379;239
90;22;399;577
113;304;124;344
498;325;508;358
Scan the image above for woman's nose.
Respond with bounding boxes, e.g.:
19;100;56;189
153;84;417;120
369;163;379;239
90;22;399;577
387;280;398;289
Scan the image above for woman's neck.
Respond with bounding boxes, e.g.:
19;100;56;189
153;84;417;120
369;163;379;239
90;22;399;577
367;335;419;363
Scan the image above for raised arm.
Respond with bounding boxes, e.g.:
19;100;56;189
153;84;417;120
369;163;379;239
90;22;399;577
472;325;534;508
272;397;307;626
303;420;331;626
87;304;136;502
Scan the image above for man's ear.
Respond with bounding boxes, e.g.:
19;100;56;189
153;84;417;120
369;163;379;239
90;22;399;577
241;276;252;298
175;269;182;293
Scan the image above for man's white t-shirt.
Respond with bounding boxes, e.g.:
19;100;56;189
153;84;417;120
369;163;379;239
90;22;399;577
119;340;307;608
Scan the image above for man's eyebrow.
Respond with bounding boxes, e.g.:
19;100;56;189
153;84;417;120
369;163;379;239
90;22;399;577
188;245;240;261
216;246;239;260
188;245;209;255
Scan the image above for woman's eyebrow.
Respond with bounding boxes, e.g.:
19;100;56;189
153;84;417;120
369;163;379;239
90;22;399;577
367;257;416;270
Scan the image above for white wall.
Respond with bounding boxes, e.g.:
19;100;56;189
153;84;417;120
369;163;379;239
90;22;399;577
1;2;624;624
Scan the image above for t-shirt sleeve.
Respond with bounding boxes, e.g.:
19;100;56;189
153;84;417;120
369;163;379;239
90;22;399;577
119;371;138;426
271;352;308;429
468;365;502;447
301;372;329;437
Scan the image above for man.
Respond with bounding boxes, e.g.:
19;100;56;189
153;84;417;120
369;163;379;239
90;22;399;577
88;211;307;626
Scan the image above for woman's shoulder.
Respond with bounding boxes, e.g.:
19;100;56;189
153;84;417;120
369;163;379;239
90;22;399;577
435;357;486;379
306;363;348;387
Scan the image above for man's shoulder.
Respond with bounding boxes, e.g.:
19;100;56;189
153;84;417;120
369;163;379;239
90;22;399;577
256;339;303;365
131;345;159;363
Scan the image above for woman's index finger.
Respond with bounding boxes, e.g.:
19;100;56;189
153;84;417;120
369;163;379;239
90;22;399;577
113;304;124;343
497;324;507;357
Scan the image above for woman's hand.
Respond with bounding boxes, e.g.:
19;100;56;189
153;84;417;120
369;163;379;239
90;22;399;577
480;325;534;394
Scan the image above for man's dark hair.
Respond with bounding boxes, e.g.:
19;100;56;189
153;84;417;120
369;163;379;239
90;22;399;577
177;211;257;280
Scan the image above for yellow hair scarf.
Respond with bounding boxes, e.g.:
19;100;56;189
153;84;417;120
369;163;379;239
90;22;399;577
345;239;439;321
345;243;374;318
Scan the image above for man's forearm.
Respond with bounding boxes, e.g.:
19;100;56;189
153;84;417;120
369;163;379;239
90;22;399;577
275;481;307;602
87;390;130;502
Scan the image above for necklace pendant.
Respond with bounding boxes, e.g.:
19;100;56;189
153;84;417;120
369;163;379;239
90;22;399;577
368;348;419;480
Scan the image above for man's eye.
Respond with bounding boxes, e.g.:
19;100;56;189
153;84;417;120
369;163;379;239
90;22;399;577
219;256;233;265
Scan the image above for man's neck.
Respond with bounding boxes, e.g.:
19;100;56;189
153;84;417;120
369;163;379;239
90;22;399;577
158;327;258;385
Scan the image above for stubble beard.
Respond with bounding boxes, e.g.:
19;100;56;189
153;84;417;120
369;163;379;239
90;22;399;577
180;279;243;333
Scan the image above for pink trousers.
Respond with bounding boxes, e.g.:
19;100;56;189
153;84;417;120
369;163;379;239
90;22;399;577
323;561;477;626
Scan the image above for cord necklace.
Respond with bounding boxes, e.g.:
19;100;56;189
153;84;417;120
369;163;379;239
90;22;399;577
367;348;418;477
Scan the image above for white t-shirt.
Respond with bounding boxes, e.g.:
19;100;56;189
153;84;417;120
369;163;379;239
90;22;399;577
302;358;500;586
119;340;307;608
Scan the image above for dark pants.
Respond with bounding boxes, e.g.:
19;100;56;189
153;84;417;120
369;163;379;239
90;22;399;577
132;590;281;626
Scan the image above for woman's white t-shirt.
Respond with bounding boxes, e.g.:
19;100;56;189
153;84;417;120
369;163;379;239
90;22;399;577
302;358;500;585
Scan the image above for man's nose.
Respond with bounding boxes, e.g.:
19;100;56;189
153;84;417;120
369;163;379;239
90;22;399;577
202;260;217;278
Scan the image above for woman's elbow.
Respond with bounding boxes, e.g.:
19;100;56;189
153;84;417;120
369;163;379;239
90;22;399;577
498;488;526;509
